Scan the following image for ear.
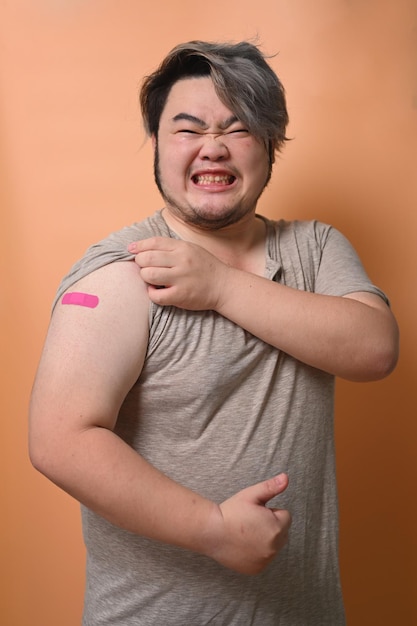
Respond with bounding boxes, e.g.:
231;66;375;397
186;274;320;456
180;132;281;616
151;134;157;150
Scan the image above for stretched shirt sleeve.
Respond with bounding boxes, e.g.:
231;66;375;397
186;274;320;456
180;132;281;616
52;225;142;310
52;211;174;311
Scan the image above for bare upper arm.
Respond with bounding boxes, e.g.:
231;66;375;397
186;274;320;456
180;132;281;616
30;261;150;437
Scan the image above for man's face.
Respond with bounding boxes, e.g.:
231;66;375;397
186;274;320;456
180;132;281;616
153;76;271;230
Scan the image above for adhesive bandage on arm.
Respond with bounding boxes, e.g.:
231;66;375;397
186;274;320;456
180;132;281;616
62;292;99;308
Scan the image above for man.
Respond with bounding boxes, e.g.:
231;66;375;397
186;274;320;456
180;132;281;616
29;41;399;625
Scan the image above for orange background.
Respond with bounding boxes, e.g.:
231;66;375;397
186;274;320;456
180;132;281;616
1;1;416;624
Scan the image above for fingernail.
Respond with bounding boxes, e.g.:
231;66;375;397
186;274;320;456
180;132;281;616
128;242;137;252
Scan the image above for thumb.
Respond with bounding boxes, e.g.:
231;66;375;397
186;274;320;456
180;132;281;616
241;473;289;506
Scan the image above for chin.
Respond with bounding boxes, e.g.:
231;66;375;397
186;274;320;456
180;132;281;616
179;204;249;230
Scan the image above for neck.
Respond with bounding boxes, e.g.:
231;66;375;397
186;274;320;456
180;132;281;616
161;208;267;273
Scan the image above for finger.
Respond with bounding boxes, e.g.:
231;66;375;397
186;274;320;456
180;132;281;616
135;250;174;270
140;266;171;287
271;508;292;530
128;237;175;254
241;473;289;506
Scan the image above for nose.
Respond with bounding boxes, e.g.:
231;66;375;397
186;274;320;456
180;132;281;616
199;134;229;161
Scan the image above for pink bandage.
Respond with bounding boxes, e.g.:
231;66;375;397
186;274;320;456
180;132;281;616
62;292;99;308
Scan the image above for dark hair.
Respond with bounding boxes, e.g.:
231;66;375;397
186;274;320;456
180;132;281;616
139;40;289;164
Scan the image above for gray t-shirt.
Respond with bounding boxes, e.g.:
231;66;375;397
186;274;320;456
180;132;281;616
55;211;387;625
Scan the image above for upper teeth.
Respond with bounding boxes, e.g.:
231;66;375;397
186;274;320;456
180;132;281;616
195;175;232;184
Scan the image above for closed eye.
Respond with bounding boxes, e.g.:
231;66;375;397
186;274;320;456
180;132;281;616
227;128;249;135
176;129;200;134
174;127;249;137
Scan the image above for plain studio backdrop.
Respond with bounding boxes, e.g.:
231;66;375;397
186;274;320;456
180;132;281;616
1;1;416;624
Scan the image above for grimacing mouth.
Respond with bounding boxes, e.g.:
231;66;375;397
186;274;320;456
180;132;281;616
192;174;236;185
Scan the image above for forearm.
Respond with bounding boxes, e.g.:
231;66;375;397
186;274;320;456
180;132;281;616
31;425;216;555
215;266;399;381
132;236;398;380
31;421;292;575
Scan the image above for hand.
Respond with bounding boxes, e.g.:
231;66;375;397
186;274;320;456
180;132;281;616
205;474;291;575
128;237;230;311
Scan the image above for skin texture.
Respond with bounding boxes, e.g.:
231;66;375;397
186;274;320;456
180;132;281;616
29;75;399;579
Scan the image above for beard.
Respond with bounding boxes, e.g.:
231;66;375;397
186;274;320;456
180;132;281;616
153;143;270;231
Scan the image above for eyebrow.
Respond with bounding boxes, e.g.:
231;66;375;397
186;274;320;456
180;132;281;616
172;113;239;130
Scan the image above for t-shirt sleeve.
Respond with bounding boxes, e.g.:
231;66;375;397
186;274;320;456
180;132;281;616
52;225;141;311
314;223;389;304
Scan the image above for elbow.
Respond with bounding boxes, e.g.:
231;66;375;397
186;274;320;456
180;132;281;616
375;317;400;379
28;435;52;478
29;438;72;493
340;295;400;382
28;426;63;483
370;345;398;381
343;319;400;383
360;307;400;381
360;326;400;382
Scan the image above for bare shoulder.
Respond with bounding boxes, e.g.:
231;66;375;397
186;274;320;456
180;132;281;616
48;259;150;369
31;260;150;430
52;260;149;330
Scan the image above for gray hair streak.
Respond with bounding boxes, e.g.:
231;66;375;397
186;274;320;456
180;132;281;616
140;40;289;166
